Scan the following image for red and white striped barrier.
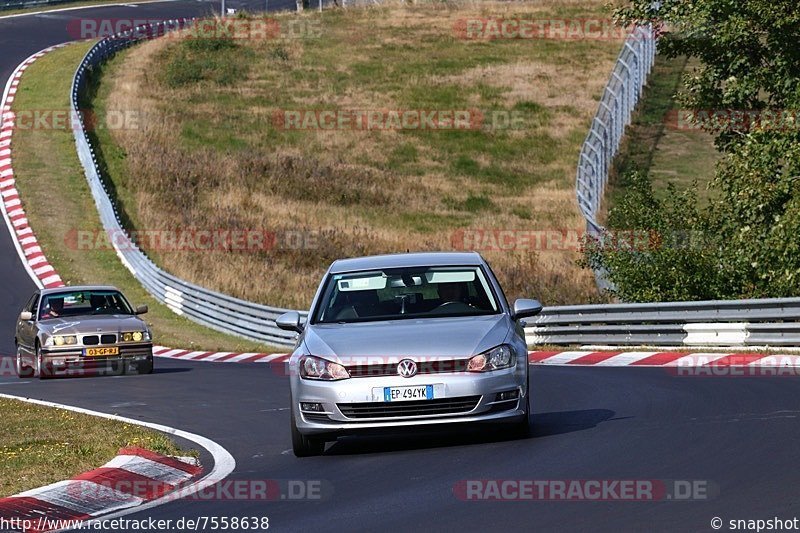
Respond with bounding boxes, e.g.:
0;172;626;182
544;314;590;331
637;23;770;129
528;350;800;367
0;447;201;533
0;45;67;290
152;345;289;364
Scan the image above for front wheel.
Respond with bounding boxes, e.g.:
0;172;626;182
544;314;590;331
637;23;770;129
290;402;325;457
15;346;32;378
35;345;51;380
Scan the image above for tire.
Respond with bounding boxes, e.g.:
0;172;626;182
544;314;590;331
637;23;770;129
35;344;51;380
290;401;325;457
506;371;531;439
15;345;32;378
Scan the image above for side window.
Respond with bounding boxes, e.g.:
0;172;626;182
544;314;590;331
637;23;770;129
25;294;39;314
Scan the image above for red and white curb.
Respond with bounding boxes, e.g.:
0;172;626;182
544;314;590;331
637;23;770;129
528;350;800;367
152;345;289;364
153;347;800;368
0;447;201;533
0;44;68;290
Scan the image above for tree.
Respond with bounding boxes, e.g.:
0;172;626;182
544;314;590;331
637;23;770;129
586;0;800;301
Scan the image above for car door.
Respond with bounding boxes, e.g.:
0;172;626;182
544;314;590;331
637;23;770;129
17;293;39;356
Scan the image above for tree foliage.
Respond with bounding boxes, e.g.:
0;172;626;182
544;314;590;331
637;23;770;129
585;0;800;301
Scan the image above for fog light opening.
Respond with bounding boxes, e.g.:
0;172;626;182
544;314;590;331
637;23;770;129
300;402;324;413
495;389;520;402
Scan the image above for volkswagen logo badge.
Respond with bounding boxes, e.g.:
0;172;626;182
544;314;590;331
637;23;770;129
397;359;417;378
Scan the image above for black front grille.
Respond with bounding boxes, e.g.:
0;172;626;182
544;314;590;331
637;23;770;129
83;335;99;345
347;359;469;378
338;395;481;419
303;412;332;423
101;334;117;344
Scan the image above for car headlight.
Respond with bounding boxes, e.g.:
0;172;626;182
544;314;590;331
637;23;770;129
122;331;149;342
299;356;350;380
48;335;77;347
467;345;515;372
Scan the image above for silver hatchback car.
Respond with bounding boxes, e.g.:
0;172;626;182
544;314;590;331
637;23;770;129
277;252;542;456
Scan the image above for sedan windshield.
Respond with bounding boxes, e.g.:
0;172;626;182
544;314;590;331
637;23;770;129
314;266;499;324
38;290;133;320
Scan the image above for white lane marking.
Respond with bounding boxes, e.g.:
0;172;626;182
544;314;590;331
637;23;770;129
0;393;236;530
0;0;179;20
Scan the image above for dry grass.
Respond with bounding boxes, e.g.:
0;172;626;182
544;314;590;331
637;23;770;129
95;0;624;308
0;398;193;496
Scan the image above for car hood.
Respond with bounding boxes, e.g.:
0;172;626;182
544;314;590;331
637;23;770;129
38;315;147;335
302;314;511;363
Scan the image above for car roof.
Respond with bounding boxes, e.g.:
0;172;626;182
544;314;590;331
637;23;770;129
40;285;122;297
329;252;485;274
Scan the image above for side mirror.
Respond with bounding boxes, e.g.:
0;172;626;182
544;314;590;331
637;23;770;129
276;311;304;333
19;311;33;322
135;305;149;315
513;299;543;320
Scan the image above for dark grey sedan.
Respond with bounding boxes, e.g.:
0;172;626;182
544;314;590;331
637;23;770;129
277;252;542;456
14;285;154;379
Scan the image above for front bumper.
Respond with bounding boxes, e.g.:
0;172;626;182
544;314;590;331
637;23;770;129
41;343;152;374
292;364;527;436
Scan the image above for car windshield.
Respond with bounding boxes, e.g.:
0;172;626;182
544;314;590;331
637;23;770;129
314;266;499;324
38;290;133;320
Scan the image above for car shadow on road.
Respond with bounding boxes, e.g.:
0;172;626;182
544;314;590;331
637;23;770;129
323;408;619;455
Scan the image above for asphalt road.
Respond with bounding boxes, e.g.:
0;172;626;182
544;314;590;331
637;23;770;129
3;3;800;532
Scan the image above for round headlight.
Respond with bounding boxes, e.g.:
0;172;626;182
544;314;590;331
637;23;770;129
54;336;65;346
132;331;143;342
65;336;77;345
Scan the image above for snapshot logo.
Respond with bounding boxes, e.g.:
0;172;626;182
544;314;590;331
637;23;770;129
665;109;800;132
63;479;330;502
454;479;715;501
64;228;321;253
1;109;143;132
453;18;636;41
67;17;321;41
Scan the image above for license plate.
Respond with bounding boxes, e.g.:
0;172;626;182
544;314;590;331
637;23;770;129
84;347;119;357
382;385;433;402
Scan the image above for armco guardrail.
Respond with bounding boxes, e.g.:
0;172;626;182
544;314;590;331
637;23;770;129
525;298;800;347
71;20;305;347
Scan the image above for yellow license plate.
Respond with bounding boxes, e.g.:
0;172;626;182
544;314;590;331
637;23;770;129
84;347;119;357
